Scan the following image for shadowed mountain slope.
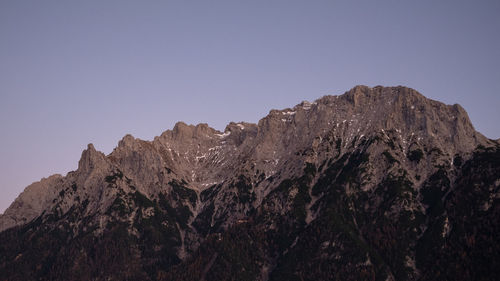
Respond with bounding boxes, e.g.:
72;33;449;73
0;85;498;281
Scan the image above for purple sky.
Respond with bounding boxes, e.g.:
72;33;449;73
1;0;499;213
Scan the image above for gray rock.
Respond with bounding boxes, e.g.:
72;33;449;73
0;85;492;233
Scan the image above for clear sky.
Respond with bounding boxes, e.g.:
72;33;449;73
1;0;499;213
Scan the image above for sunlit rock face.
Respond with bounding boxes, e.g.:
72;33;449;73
0;86;498;281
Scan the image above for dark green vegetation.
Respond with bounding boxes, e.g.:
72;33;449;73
416;145;500;280
105;170;124;184
0;141;499;280
234;175;256;204
0;187;191;281
174;143;499;281
169;179;197;206
408;148;424;163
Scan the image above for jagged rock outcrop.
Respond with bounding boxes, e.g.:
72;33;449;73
0;174;63;231
0;85;498;281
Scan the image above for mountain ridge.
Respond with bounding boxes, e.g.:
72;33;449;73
0;84;493;233
0;85;498;281
1;85;484;227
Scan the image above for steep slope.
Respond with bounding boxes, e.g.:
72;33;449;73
0;85;498;281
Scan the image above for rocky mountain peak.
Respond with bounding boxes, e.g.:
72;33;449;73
1;85;498;281
77;143;108;173
2;85;489;226
0;174;63;232
118;134;136;148
169;122;218;141
314;85;485;154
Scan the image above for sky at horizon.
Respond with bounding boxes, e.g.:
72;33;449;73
1;0;499;213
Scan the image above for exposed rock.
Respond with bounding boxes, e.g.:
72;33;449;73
0;85;498;281
0;174;63;231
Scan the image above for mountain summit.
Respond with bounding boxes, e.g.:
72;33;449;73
0;86;498;281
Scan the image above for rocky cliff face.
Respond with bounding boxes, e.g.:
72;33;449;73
0;85;498;281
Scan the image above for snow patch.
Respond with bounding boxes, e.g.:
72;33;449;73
201;181;222;187
195;154;207;161
215;131;231;138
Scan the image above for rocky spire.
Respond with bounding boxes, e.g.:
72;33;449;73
77;143;108;174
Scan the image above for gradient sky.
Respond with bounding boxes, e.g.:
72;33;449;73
1;0;499;213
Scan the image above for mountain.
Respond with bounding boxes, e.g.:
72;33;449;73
0;85;499;281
